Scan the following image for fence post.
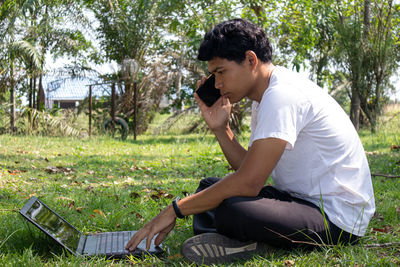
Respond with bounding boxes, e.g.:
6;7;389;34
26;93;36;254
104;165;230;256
133;82;137;140
111;83;116;121
89;85;92;137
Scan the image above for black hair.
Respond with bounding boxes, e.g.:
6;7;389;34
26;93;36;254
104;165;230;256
197;18;273;63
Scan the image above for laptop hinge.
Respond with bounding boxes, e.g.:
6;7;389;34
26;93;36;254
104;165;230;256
76;234;87;255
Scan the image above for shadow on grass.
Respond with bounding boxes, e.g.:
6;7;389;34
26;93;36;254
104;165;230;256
0;211;65;257
123;135;217;145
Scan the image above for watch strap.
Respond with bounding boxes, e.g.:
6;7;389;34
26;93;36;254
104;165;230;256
172;197;185;219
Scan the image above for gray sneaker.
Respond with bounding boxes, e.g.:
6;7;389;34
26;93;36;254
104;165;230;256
181;233;268;265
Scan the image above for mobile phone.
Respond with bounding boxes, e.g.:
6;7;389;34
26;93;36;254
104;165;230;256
195;74;221;107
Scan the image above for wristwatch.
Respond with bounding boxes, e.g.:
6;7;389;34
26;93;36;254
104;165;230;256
172;197;185;219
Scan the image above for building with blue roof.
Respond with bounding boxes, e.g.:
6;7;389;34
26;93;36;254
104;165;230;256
44;76;107;109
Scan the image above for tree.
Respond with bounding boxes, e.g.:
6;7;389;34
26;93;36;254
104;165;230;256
335;0;400;131
241;0;400;132
88;0;240;133
87;0;168;133
1;0;94;108
1;0;95;133
241;0;338;89
22;0;93;110
0;0;41;130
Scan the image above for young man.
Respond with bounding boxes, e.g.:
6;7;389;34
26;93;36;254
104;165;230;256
126;18;375;265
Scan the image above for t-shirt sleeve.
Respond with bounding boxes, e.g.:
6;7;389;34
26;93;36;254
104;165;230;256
249;88;310;150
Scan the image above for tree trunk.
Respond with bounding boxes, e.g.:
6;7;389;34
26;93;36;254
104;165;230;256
369;113;376;133
350;90;361;131
370;80;382;133
9;59;16;132
37;74;45;110
29;75;33;108
363;0;370;36
10;83;16;132
173;54;184;112
32;76;36;109
175;69;183;111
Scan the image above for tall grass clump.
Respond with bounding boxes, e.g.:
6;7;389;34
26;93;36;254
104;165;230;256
14;107;88;137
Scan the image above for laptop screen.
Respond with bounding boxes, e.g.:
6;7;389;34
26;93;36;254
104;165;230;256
24;199;81;252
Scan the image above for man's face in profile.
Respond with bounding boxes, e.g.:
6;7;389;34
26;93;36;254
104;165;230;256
207;56;255;104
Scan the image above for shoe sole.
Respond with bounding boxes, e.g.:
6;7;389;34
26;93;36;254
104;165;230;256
181;233;267;265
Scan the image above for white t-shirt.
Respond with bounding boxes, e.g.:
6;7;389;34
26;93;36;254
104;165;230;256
249;66;375;236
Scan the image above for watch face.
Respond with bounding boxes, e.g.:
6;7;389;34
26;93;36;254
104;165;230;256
195;75;221;107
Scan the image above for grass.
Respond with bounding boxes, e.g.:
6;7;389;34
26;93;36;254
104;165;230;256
0;108;399;266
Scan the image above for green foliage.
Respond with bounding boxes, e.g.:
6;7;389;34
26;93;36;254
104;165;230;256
89;0;162;64
0;0;95;115
240;0;337;88
16;107;86;137
1;0;399;135
240;0;400;133
333;0;400;132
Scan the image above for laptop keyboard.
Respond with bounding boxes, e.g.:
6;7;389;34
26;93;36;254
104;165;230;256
95;231;133;254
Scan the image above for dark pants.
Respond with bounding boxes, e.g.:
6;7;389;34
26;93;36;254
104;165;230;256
193;177;359;248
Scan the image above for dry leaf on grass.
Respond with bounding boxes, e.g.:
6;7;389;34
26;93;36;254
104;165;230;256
85;186;94;191
93;209;106;217
372;225;393;234
150;189;174;200
56;196;75;209
284;259;295;266
168;254;183;259
372;212;384;221
56;196;75;202
390;145;400;151
7;169;26;175
130;166;139;171
45;166;75;175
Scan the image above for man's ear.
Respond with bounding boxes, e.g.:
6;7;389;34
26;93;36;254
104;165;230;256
245;50;258;70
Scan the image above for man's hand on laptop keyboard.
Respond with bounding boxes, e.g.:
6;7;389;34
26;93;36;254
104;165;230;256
125;204;177;251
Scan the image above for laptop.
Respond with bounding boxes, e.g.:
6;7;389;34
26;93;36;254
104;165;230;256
19;196;164;259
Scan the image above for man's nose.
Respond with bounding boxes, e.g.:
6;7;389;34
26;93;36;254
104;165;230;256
214;77;222;89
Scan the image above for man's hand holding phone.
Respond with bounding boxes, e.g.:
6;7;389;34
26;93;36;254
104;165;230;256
195;74;221;107
194;75;231;133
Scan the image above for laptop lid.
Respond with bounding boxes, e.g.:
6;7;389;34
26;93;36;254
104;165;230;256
20;196;165;258
19;196;84;255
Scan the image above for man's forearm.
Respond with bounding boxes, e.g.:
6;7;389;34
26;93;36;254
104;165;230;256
214;126;247;170
177;138;286;217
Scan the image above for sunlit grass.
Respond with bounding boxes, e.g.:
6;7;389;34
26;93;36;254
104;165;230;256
0;106;399;266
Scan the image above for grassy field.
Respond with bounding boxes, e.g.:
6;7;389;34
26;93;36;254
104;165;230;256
0;107;399;266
